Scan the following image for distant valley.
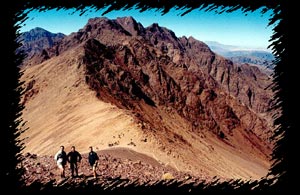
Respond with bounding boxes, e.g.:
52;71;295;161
205;41;274;69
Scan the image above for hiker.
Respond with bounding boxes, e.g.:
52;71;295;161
54;145;67;178
88;146;99;179
67;146;82;178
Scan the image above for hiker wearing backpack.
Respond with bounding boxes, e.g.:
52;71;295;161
88;146;99;179
54;145;67;178
67;146;82;178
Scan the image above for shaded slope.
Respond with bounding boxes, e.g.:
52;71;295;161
20;17;274;180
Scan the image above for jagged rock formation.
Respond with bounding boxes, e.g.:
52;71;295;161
76;17;272;142
20;17;275;180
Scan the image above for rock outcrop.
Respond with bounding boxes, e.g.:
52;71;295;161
20;17;275;181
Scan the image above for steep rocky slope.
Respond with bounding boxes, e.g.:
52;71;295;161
20;17;274;180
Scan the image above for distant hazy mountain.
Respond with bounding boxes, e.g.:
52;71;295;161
17;27;65;60
205;41;274;68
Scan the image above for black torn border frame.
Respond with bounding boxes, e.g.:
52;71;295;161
2;0;291;194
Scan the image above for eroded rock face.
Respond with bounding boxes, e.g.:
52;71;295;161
70;17;273;150
22;17;275;176
23;18;273;118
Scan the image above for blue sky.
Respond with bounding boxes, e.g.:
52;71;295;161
19;7;274;50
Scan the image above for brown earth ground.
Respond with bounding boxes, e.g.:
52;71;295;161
20;47;271;182
22;147;212;186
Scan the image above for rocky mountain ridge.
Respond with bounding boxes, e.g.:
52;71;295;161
20;16;275;180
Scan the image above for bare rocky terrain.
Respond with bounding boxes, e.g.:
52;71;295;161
19;16;275;184
22;148;212;186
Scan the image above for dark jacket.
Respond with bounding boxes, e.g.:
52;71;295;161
67;151;82;163
88;151;99;166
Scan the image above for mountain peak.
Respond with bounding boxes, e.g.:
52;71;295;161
18;27;65;62
86;17;109;24
116;16;145;36
116;16;136;23
26;27;52;37
187;36;199;42
83;17;116;31
26;27;65;37
147;23;162;33
30;27;47;32
20;16;274;181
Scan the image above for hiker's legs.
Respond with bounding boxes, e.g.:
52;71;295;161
74;163;78;176
61;166;65;178
58;164;65;178
71;163;78;177
92;165;97;178
70;163;75;177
